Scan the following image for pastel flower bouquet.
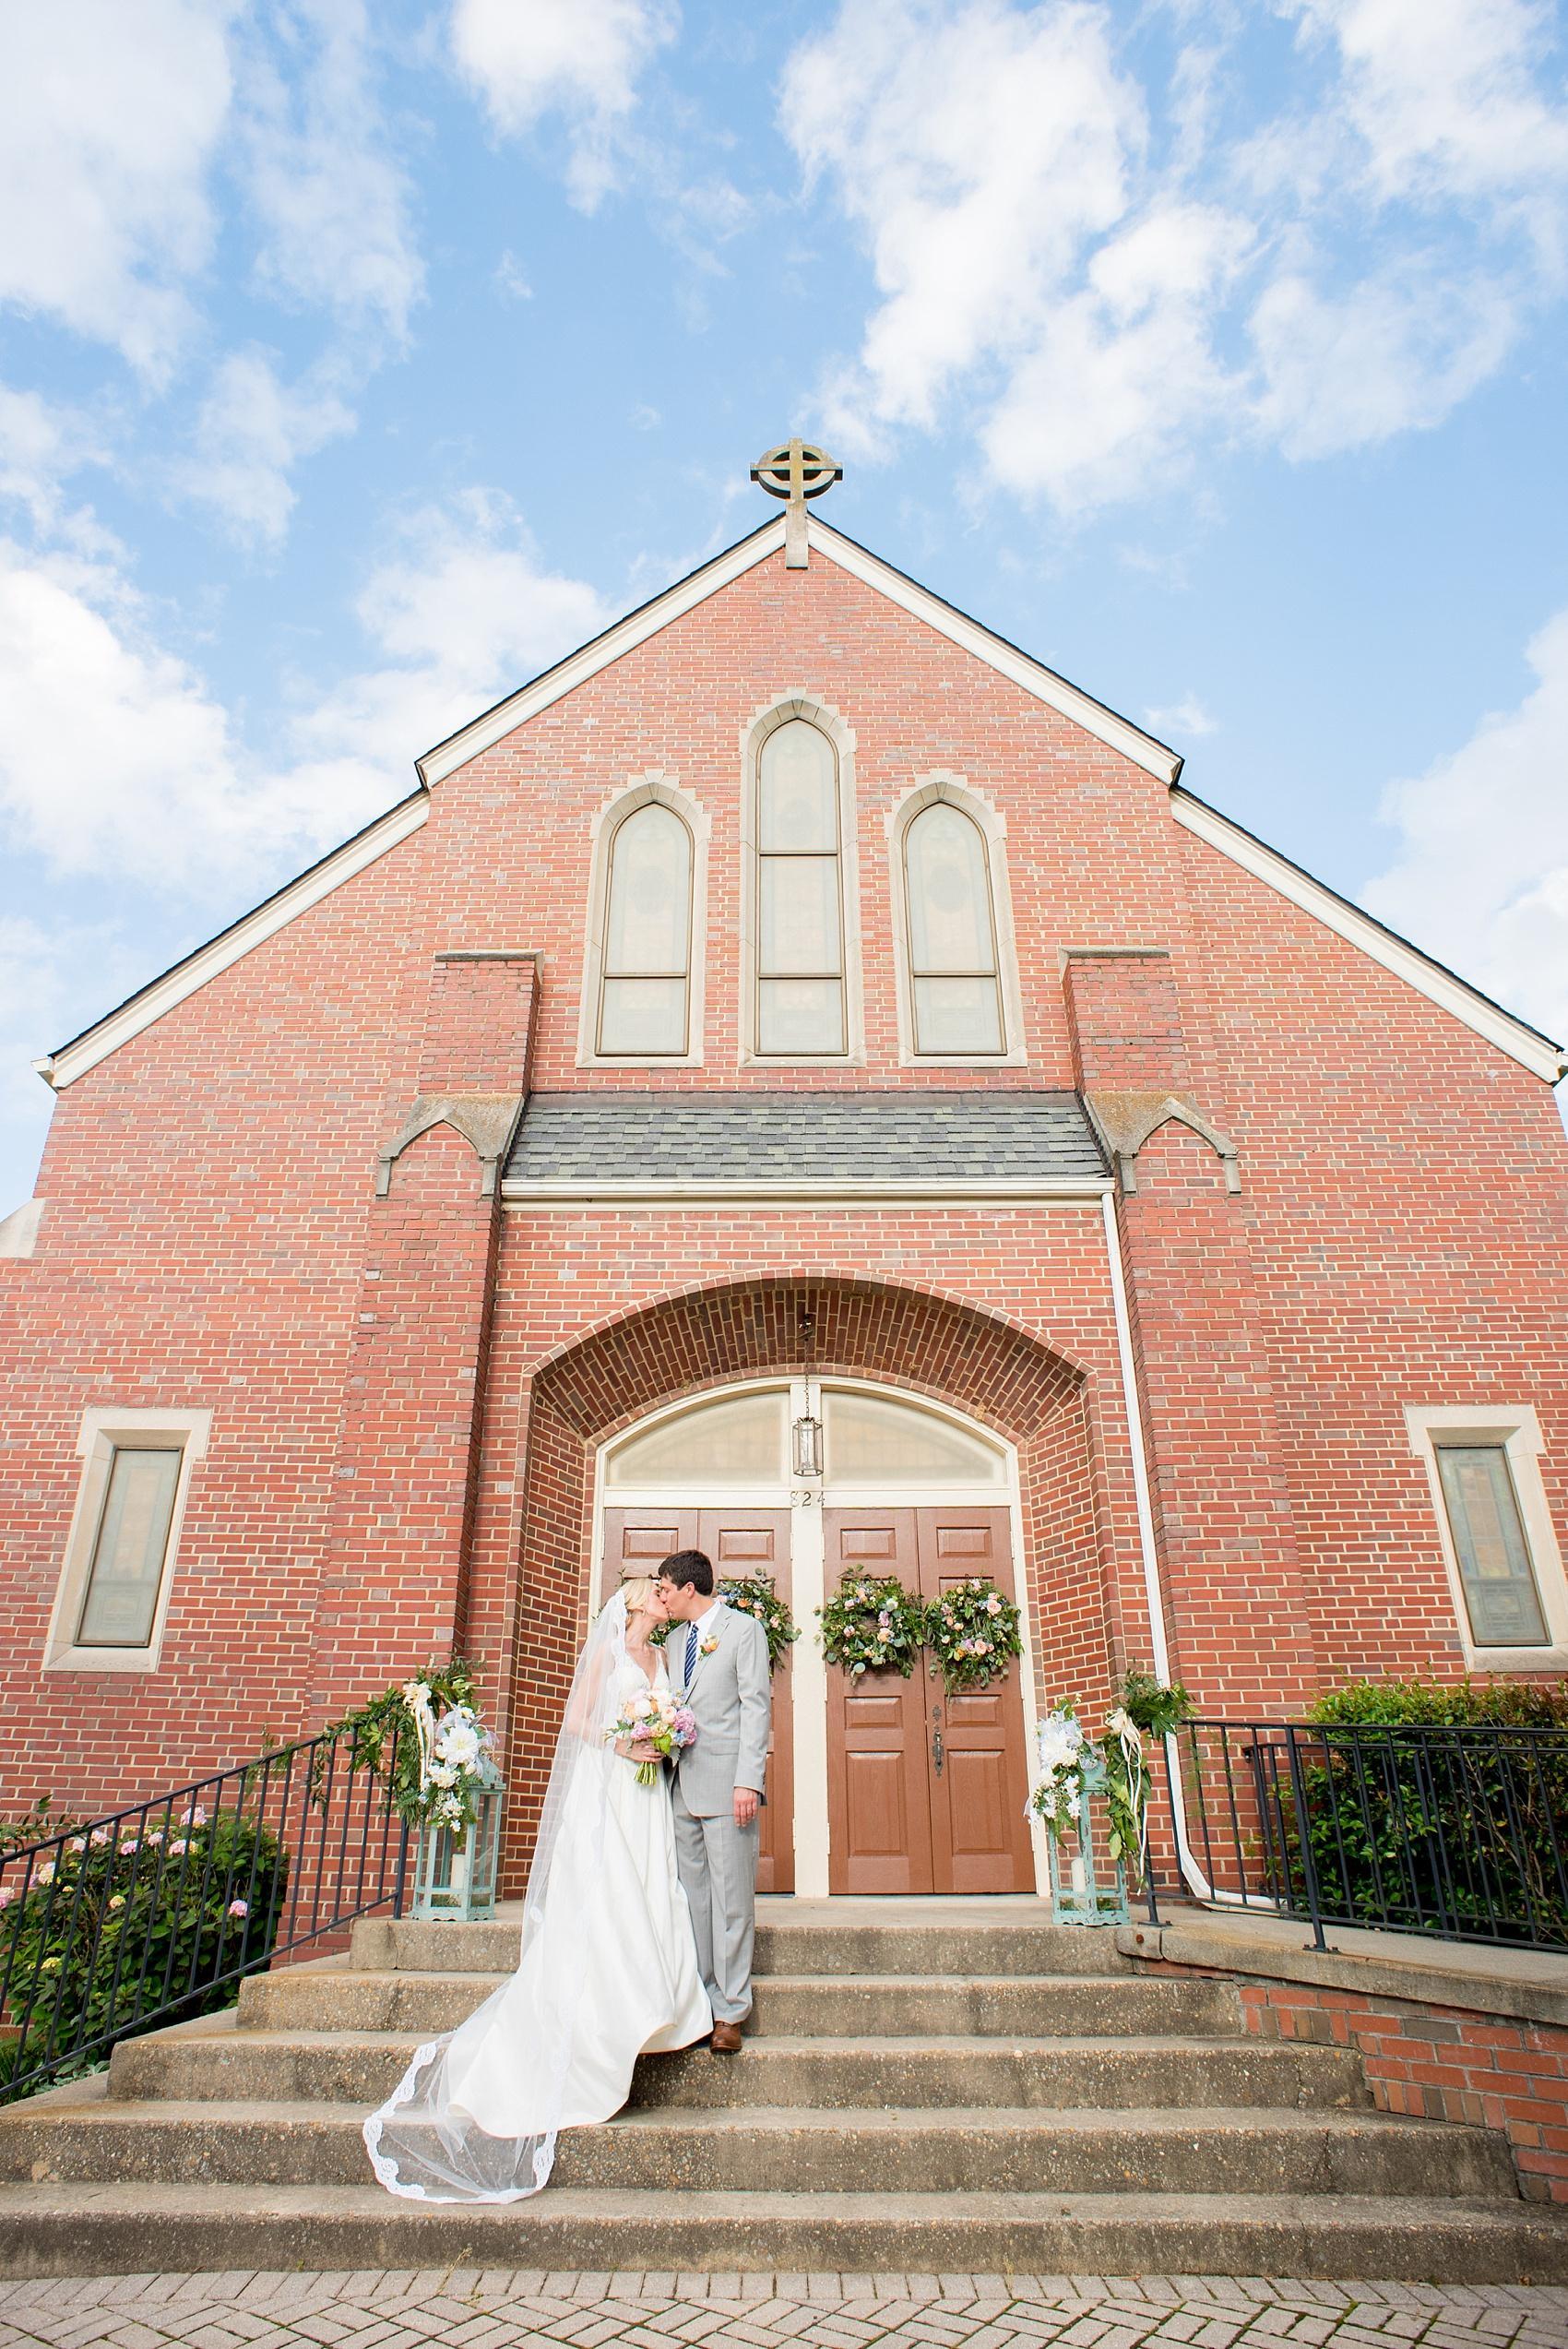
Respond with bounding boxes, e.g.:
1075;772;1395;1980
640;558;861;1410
605;1688;698;1786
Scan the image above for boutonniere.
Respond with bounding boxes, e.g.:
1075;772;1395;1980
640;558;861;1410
698;1629;722;1658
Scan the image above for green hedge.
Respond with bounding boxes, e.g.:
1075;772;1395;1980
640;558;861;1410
1308;1675;1568;1729
1276;1679;1568;1944
0;1806;287;2101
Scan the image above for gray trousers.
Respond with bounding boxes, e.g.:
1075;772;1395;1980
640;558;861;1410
671;1781;758;2023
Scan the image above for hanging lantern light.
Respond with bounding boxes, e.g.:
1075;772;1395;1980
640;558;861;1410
791;1411;824;1479
410;1756;505;1923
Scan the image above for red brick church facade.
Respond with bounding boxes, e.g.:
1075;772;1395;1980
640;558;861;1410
3;497;1565;1899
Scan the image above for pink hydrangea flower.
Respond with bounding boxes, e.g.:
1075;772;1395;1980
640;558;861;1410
227;1899;249;1919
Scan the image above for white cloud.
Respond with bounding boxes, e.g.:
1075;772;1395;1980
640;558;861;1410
1145;694;1217;740
1291;0;1568;223
781;0;1568;515
0;389;106;533
1249;264;1517;457
981;201;1252;511
495;251;535;301
782;0;1141;447
452;0;679;209
0;0;233;382
1362;607;1568;1044
293;488;612;775
0;495;611;902
0;542;380;890
176;349;356;550
238;0;423;340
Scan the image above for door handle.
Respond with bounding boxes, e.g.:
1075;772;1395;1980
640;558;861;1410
931;1724;944;1777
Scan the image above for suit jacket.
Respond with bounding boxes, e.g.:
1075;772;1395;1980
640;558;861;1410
670;1602;771;1818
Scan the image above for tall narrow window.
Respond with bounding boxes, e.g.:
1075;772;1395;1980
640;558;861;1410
76;1445;182;1648
904;800;1004;1054
1435;1444;1549;1648
598;802;692;1055
755;719;846;1055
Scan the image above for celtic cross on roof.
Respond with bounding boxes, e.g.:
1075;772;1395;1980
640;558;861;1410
751;437;842;568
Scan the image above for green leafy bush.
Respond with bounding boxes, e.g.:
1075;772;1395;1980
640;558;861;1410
1309;1675;1568;1729
1272;1678;1568;1944
0;1805;287;2102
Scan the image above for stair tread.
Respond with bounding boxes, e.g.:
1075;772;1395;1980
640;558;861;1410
202;2028;1328;2055
299;1971;1180;1991
0;2179;1553;2226
10;2099;1494;2137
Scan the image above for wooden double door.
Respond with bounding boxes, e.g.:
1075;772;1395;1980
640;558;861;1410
601;1507;794;1892
599;1499;1033;1897
826;1505;1034;1895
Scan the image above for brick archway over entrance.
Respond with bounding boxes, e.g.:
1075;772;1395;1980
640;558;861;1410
501;1276;1114;1888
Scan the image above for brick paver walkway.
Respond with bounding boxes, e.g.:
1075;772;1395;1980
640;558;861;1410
0;2274;1563;2349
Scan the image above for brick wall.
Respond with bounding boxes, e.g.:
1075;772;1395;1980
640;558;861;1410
1247;1979;1568;2202
1;535;1565;1829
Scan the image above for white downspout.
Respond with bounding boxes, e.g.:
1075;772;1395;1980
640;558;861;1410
1099;1188;1215;1902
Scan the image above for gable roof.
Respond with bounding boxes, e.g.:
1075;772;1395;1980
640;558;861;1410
415;511;1183;787
35;516;1565;1091
1171;788;1565;1084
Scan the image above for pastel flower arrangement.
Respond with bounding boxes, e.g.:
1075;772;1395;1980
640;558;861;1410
924;1577;1024;1695
650;1577;799;1673
605;1687;698;1786
817;1574;926;1679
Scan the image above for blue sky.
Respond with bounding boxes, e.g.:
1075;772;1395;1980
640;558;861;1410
2;0;1566;1213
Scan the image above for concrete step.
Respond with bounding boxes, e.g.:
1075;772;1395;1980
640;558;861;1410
239;1966;1241;2041
1;2180;1564;2284
349;1914;1136;1979
107;2020;1369;2111
0;2092;1515;2200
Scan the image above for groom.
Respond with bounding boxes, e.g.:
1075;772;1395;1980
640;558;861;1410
656;1549;771;2051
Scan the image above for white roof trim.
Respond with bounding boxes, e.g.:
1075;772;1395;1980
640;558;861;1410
1171;788;1566;1084
808;517;1182;783
39;792;431;1090
503;1177;1111;1204
414;510;1181;790
417;519;788;786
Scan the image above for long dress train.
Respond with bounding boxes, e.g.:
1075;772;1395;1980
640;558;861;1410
362;1598;711;2201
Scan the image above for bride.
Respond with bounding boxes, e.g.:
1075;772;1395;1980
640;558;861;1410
363;1576;712;2200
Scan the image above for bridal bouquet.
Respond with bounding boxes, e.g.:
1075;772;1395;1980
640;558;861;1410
605;1689;697;1786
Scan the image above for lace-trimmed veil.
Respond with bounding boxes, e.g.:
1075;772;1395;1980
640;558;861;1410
362;1590;632;2200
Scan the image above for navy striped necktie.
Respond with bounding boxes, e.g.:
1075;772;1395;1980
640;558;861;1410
683;1622;698;1686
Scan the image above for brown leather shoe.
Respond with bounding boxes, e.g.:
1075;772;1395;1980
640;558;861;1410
709;2017;745;2052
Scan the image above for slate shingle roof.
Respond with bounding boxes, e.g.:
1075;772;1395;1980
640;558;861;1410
504;1091;1107;1186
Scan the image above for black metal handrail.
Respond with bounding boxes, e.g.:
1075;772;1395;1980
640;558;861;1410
1169;1718;1568;1950
0;1722;411;2104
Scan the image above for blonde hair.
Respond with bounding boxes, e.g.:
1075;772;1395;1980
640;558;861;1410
619;1574;659;1618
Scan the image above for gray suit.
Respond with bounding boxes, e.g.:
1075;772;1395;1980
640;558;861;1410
670;1602;771;2024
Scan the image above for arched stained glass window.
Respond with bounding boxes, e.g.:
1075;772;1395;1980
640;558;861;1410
755;720;846;1055
597;802;693;1055
904;800;1004;1055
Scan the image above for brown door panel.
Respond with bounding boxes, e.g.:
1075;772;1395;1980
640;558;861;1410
697;1507;793;1895
825;1507;933;1894
918;1506;1034;1896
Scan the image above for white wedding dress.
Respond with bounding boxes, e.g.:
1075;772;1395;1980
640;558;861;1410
363;1595;711;2200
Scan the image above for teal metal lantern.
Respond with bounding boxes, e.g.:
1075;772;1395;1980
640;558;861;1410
1044;1747;1130;1926
410;1759;505;1923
